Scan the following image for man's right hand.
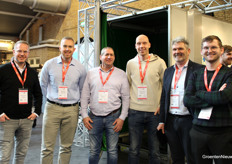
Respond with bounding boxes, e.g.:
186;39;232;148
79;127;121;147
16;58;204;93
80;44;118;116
157;123;165;134
83;117;93;130
0;113;10;122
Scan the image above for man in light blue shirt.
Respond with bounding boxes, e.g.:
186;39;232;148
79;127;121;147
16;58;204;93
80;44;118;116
81;47;130;164
40;37;86;164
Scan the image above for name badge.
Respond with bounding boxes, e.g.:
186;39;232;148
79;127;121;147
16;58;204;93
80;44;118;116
19;88;28;104
138;85;147;99
58;86;68;99
98;90;108;103
170;93;180;109
198;107;213;120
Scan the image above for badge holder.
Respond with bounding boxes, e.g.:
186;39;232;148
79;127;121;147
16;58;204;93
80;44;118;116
19;88;28;104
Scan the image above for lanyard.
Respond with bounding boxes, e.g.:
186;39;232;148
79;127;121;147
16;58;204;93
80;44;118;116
62;58;72;83
204;64;222;92
174;65;183;89
11;61;27;88
138;55;151;84
99;67;114;86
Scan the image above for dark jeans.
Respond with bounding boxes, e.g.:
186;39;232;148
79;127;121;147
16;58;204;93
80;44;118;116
128;109;160;164
165;114;194;164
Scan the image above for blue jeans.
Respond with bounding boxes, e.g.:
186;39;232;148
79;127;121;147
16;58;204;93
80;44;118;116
0;119;33;164
88;110;120;164
128;109;160;164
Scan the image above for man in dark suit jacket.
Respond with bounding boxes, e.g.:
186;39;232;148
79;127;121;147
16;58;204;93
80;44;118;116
157;36;202;164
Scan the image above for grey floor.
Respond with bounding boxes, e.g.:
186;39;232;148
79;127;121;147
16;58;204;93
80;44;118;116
10;114;168;164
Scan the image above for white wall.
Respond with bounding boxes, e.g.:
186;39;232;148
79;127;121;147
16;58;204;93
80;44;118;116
169;6;187;66
202;15;232;46
170;7;232;66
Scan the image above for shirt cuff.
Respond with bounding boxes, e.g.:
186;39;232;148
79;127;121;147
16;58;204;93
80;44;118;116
119;115;126;121
33;113;39;117
81;110;89;119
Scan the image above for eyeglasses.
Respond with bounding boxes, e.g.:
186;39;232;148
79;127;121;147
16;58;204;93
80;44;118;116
16;50;29;54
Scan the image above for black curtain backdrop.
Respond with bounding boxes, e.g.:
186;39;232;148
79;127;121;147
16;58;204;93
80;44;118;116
107;25;168;71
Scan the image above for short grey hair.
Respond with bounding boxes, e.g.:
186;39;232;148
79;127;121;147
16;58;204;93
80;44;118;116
14;40;30;50
100;47;114;55
172;36;189;49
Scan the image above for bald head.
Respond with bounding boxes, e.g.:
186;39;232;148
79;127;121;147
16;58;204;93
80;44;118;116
135;34;151;59
136;34;150;43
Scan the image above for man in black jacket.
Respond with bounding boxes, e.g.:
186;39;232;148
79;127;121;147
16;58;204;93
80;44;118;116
157;37;202;164
0;40;42;163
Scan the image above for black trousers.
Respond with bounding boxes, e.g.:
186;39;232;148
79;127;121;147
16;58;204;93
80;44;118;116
165;114;194;164
190;126;232;164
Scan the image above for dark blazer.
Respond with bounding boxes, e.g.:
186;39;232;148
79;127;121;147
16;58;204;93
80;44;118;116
159;60;202;123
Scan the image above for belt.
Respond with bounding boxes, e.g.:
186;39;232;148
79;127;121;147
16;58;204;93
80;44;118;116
47;99;78;107
106;108;120;116
90;108;120;117
168;113;192;118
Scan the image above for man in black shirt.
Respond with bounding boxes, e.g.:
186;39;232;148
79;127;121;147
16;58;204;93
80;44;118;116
0;40;42;163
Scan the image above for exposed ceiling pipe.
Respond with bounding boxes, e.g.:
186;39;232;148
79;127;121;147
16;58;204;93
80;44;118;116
19;12;41;40
0;10;44;19
0;0;71;14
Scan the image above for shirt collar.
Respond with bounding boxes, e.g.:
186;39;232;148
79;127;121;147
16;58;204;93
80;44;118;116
137;53;152;62
99;65;114;73
57;55;75;66
11;56;26;70
13;61;26;74
173;60;189;70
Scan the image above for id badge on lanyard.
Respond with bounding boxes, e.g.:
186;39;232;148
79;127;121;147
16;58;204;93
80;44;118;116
11;62;28;105
198;64;222;119
198;107;213;120
98;67;114;103
98;90;108;103
137;55;150;100
170;65;183;109
58;86;68;99
137;85;147;99
59;58;71;99
170;92;180;109
19;88;28;104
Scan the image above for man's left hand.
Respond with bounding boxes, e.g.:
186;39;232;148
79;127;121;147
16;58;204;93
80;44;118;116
113;118;124;132
28;113;37;121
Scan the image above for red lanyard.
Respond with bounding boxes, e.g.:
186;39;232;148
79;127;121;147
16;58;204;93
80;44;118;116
204;64;222;92
11;61;27;88
174;65;183;89
99;67;114;86
138;55;151;84
62;58;72;83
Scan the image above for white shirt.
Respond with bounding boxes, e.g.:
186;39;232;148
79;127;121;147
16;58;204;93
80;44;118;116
169;61;190;115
